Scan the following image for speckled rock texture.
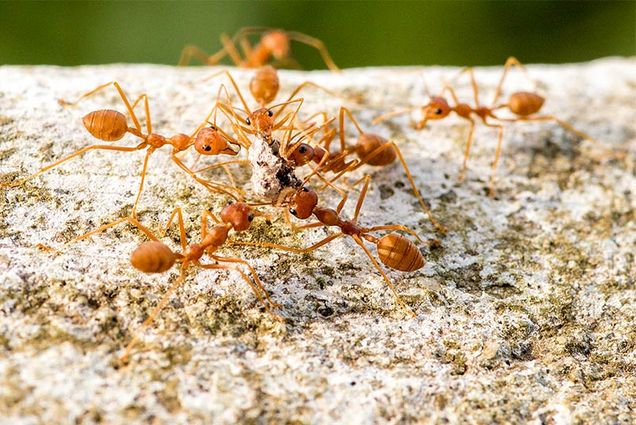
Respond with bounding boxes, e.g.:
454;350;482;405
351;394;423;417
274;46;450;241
0;59;635;424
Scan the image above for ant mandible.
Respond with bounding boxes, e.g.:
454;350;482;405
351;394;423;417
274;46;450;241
119;202;281;364
375;57;601;196
179;27;340;72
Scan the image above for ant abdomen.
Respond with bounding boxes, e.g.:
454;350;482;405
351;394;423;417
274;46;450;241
356;134;396;166
250;65;280;105
377;233;424;272
508;92;545;116
82;110;128;141
131;241;176;273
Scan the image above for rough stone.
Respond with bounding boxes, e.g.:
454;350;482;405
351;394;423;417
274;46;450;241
0;58;635;424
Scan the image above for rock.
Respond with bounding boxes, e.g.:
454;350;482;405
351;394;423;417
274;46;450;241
0;58;635;424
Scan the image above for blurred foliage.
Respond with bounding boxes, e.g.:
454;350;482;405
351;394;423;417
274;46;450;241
0;1;634;68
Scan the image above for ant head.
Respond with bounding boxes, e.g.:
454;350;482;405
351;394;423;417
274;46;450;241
250;65;280;105
287;142;315;166
423;96;451;120
194;126;240;156
289;187;318;220
262;30;290;59
247;108;275;137
220;202;255;232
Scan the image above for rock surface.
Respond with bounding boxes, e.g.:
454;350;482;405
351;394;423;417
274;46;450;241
0;59;635;424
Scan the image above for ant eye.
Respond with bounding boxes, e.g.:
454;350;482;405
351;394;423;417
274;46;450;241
301;187;309;192
289;208;297;216
227;201;233;206
208;125;216;130
246;117;251;125
203;145;212;152
435;108;443;115
248;213;254;222
299;146;307;154
267;110;273;117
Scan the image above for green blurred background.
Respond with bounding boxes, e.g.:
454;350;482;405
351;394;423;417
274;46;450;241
1;1;634;68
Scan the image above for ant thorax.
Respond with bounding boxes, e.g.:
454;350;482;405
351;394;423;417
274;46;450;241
247;135;302;199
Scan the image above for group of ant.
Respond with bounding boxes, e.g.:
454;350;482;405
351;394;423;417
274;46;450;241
3;28;608;363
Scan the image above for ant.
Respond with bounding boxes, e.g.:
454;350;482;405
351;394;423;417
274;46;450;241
202;66;342;148
179;27;340;72
232;176;431;317
2;82;245;224
374;57;604;196
284;106;447;233
119;201;281;363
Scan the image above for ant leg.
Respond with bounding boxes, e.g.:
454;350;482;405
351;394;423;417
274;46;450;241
512;115;625;160
230;232;343;254
170;154;243;201
388;141;446;233
194;159;250;174
2;144;144;189
210;255;282;309
59;81;143;134
130;149;154;219
201;209;221;237
466;69;481;108
69;215;160;245
220;33;245;67
351;235;416;317
484;123;505;198
190;85;229;137
161;207;188;252
181;155;246;196
316;127;338;157
366;224;425;245
373;107;419;126
326;158;361;186
236;33;254;59
492;57;534;106
178;45;211;66
348;141;447;233
201;71;251;114
280;81;345;117
511;115;594;141
119;263;190;364
458;118;477;183
339;106;364;152
445;68;480;107
198;262;282;320
440;83;461;106
350;175;371;223
286;31;340;72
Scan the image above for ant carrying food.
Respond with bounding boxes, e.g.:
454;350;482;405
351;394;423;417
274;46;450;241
119;201;281;363
179;27;340;72
233;176;431;317
374;57;605;196
284;106;447;233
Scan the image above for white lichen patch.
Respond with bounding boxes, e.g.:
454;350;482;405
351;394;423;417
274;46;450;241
0;59;635;424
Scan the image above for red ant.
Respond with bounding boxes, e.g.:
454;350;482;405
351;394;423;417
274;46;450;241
2;82;246;230
118;202;280;363
233;176;431;317
179;27;340;72
202;66;342;146
283;106;447;233
374;57;604;196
